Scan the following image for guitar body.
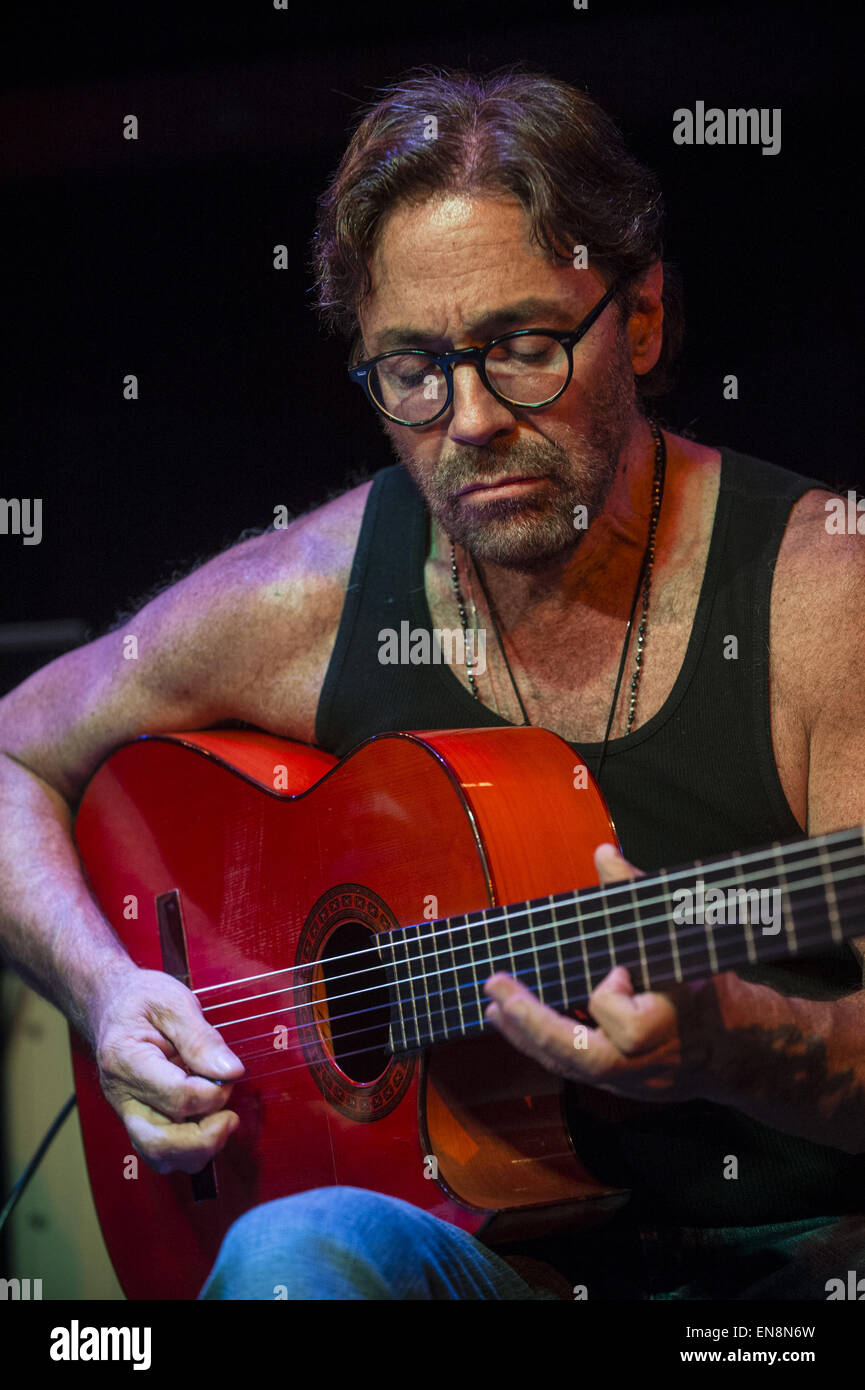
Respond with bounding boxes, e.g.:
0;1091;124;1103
72;726;629;1299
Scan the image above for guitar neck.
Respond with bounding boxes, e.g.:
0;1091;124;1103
376;824;865;1053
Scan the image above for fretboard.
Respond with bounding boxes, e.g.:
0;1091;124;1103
374;825;865;1053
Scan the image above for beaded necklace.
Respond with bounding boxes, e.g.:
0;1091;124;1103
449;419;667;777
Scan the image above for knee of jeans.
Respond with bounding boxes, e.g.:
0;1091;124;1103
219;1186;415;1258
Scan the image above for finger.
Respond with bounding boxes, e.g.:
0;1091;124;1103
150;997;245;1083
589;968;676;1055
593;842;643;885
589;965;635;1009
484;974;590;1069
123;1102;240;1175
588;967;642;1050
102;1035;238;1122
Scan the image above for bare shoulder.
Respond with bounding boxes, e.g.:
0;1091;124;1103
664;431;722;512
175;476;375;739
209;476;373;603
0;477;375;795
772;485;865;731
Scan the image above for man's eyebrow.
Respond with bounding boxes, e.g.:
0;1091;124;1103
372;298;574;352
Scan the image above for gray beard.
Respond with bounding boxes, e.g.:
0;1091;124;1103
392;331;639;572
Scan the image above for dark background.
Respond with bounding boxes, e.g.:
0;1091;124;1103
0;0;858;1286
0;0;860;688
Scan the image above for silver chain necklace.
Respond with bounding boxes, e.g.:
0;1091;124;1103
449;419;667;759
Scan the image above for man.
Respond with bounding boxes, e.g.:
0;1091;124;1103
1;69;864;1301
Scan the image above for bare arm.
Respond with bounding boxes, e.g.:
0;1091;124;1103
487;492;865;1153
698;489;865;1151
0;481;368;1170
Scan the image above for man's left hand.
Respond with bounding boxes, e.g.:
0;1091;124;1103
483;842;715;1103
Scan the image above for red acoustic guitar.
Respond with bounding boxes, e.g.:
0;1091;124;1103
71;726;865;1299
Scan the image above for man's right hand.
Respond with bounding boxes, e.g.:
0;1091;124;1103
90;963;246;1175
0;484;367;1176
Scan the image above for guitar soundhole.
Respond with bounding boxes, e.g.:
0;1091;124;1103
319;921;390;1083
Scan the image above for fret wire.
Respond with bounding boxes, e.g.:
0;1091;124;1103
659;868;683;983
473;907;490;1031
693;857;720;976
404;924;422;1048
700;922;723;978
731;851;758;963
817;841;843;943
527;902;546;1005
630;879;650;991
411;921;433;1047
383;932;408;1052
444;914;463;1037
601;887;616;969
455;913;478;1036
550;894;568;1004
576;888;594;995
428;909;446;1040
397;928;420;1048
773;843;797;956
504;903;519;980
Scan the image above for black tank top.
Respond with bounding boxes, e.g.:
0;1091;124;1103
316;448;865;1226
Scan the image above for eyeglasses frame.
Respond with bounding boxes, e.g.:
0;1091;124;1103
346;275;628;426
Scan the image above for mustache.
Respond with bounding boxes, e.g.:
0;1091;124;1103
432;446;570;493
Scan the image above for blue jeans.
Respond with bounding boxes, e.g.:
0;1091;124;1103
198;1187;865;1300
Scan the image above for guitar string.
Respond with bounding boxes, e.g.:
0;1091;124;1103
194;837;865;1022
192;891;865;1081
205;888;864;1072
212;869;865;1039
200;840;864;1020
193;828;865;1006
195;869;865;1063
226;892;865;1069
191;822;865;1000
198;870;865;1068
206;857;865;1031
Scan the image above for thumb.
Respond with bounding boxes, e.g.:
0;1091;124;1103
157;996;245;1081
594;842;643;886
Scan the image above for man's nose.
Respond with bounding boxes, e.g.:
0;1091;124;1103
446;360;516;446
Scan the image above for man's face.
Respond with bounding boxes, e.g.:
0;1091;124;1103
357;194;646;570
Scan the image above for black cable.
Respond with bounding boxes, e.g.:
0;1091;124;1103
0;1093;77;1233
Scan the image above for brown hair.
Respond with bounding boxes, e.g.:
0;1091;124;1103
312;66;684;399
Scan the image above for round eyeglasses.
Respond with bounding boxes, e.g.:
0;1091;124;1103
347;278;625;427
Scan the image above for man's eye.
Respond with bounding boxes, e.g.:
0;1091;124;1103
489;340;556;364
512;343;557;362
389;368;426;388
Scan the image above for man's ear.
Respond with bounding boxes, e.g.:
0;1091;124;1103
626;261;664;379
